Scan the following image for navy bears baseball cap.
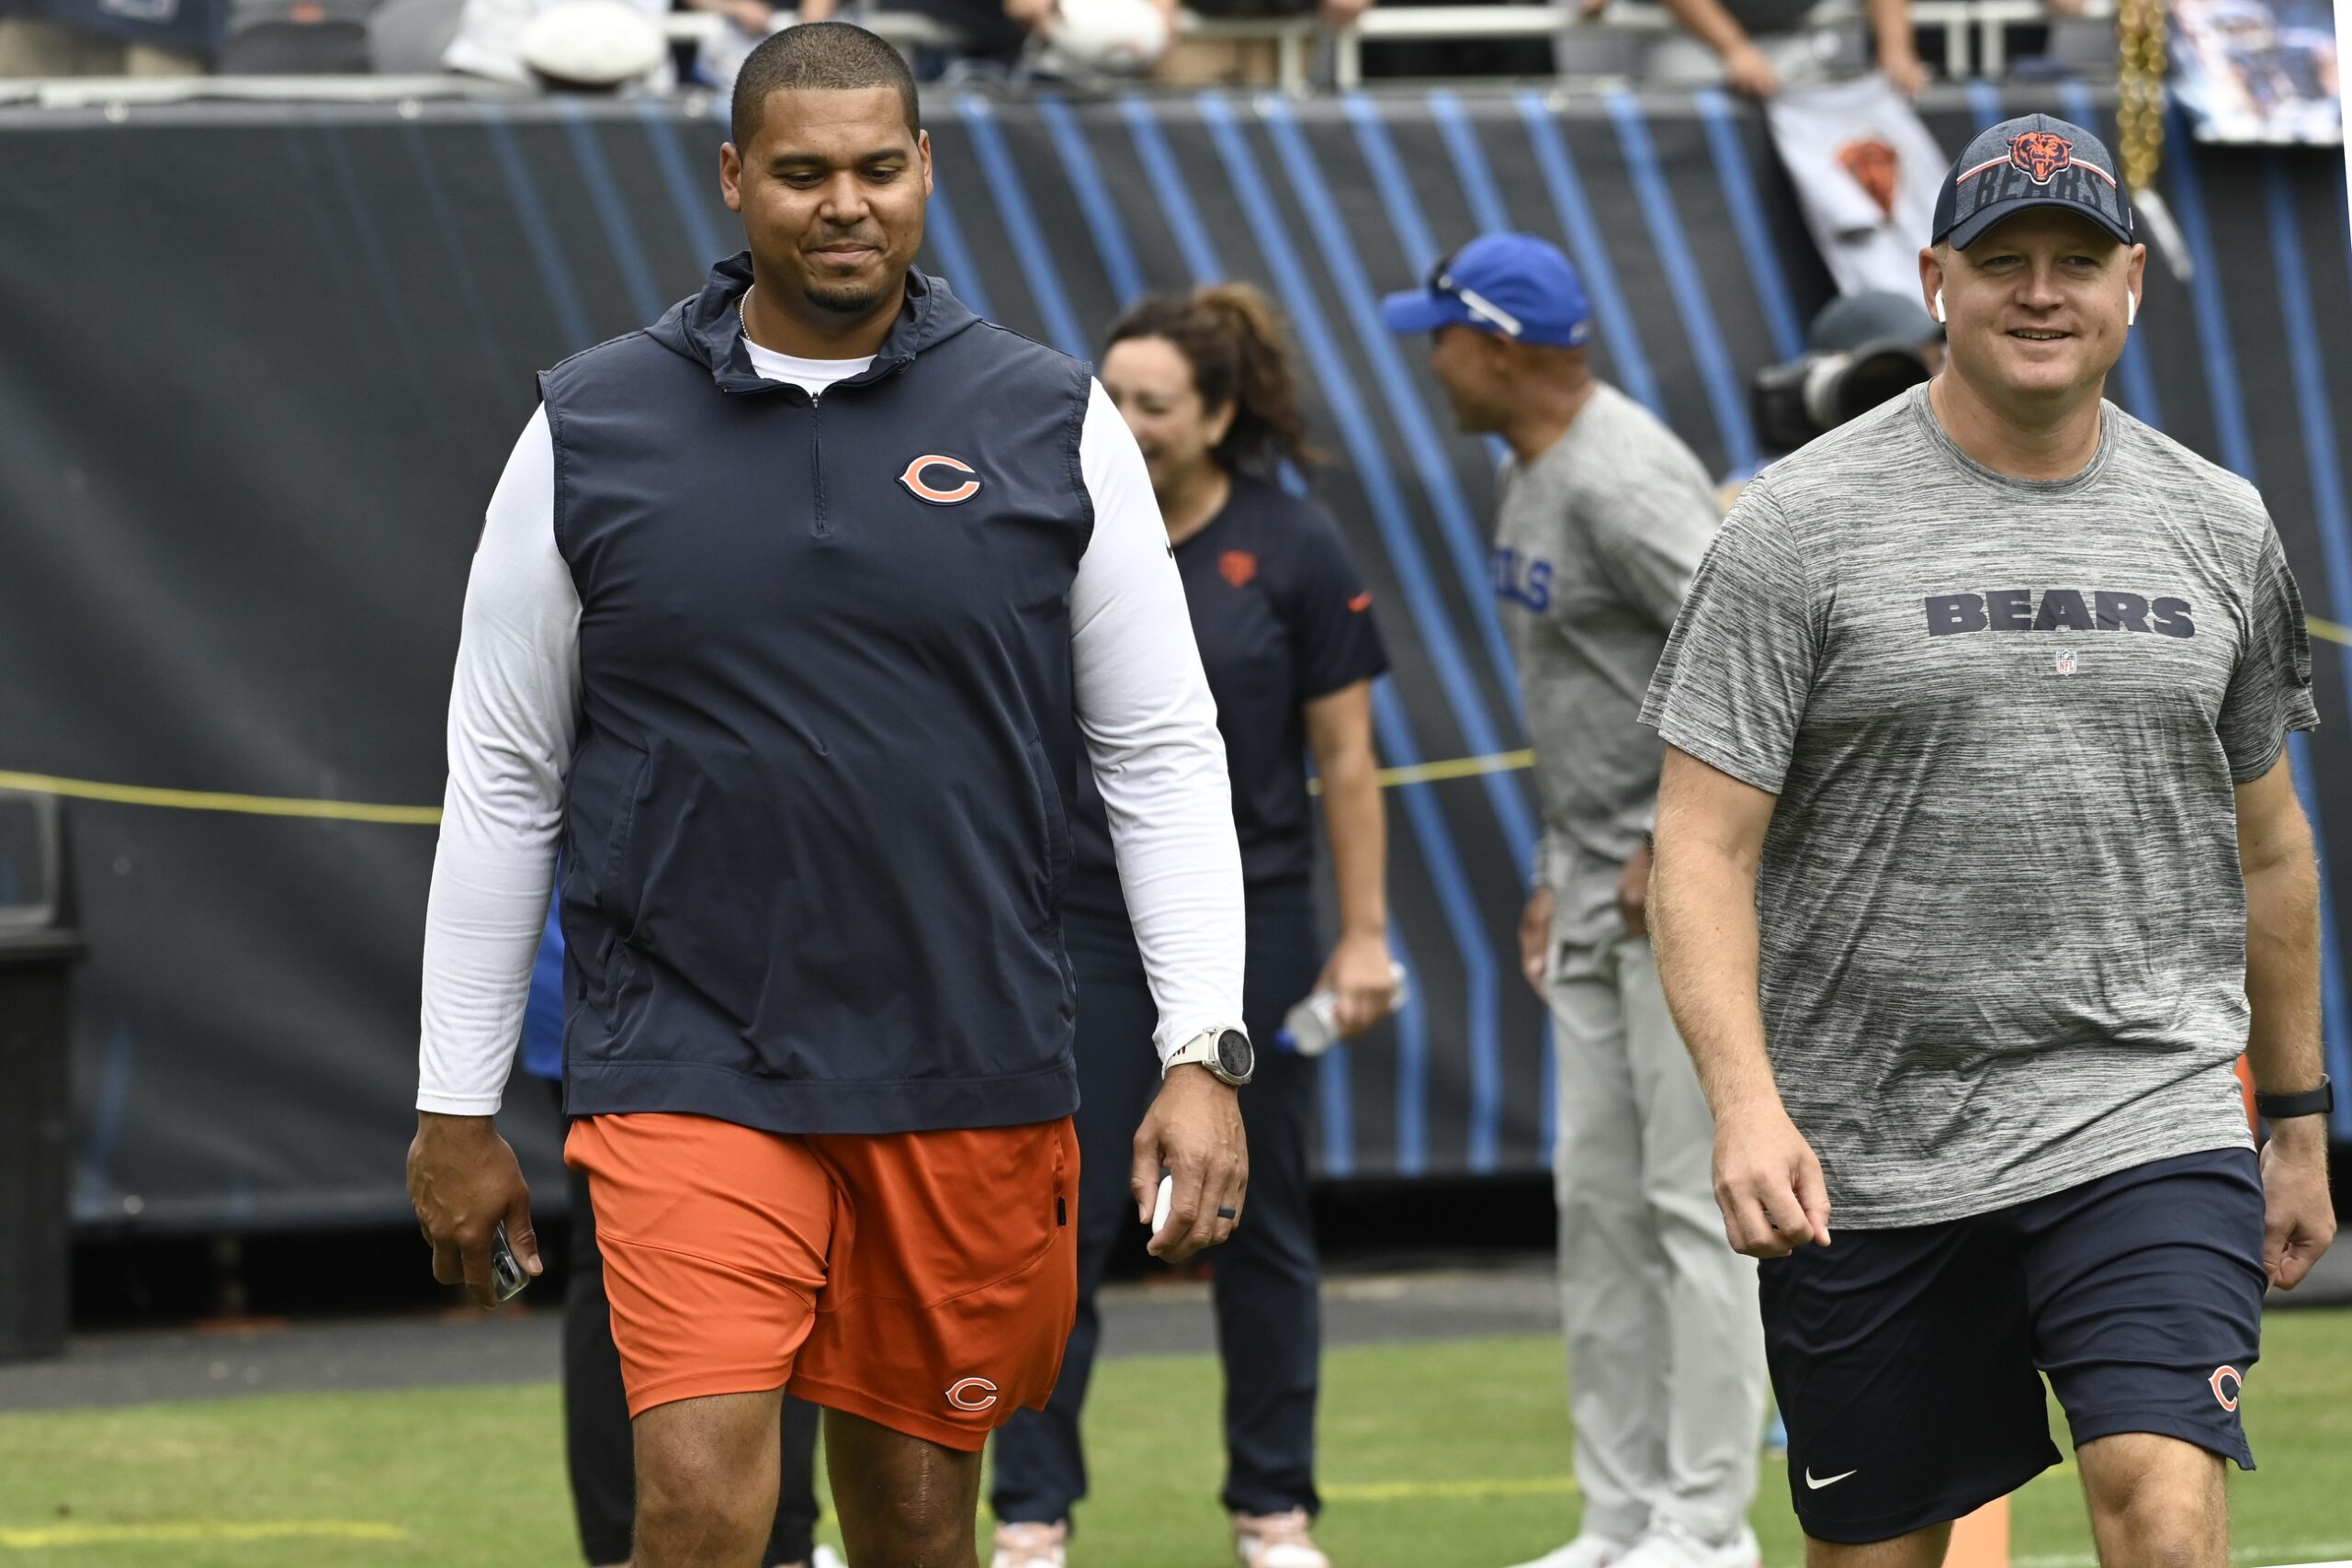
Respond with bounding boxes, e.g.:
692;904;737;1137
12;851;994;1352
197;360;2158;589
1933;113;2135;251
1380;232;1592;348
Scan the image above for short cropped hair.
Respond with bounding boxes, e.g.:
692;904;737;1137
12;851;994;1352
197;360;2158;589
729;22;922;150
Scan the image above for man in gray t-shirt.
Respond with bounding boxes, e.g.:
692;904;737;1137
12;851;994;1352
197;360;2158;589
1645;117;2337;1565
1386;234;1767;1568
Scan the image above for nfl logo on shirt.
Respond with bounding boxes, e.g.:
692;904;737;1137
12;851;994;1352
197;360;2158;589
2055;649;2078;674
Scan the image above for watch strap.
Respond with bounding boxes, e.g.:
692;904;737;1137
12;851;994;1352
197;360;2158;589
1164;1025;1248;1081
2255;1074;2334;1120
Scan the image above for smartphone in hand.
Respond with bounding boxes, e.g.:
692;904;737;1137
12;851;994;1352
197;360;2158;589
489;1220;531;1304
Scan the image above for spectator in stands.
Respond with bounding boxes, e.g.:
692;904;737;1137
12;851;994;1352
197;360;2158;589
792;0;1205;81
443;0;670;87
1631;0;1926;96
988;284;1396;1568
681;0;785;89
1152;0;1372;85
796;0;1037;75
518;899;838;1568
0;0;221;75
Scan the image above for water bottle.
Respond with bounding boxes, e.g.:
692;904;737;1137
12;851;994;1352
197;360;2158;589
1277;961;1410;1056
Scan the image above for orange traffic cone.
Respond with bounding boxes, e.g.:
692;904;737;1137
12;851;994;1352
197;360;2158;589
1946;1497;2010;1568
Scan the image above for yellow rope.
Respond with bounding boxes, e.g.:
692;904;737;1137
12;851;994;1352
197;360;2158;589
0;770;441;826
0;1520;404;1549
7;616;2344;823
1371;749;1535;788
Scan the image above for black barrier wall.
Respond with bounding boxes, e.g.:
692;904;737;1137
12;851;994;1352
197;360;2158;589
3;87;2349;1230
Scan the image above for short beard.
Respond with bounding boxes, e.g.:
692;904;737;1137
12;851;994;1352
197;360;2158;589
803;278;886;317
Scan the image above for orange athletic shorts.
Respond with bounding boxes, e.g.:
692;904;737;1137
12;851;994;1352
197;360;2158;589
564;1111;1079;1451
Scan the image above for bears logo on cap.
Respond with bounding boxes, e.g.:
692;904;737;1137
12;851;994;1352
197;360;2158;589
2008;130;2075;186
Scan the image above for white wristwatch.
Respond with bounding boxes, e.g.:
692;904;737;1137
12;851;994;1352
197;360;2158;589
1164;1024;1255;1087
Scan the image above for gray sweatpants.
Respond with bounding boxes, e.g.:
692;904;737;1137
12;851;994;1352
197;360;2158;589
1548;931;1768;1544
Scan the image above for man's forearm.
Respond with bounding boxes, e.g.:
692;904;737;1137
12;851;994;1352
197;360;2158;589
2245;848;2326;1133
1649;839;1781;1114
1866;0;1917;56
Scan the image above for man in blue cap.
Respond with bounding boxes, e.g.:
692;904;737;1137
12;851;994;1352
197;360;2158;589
1645;113;2335;1566
1385;234;1769;1568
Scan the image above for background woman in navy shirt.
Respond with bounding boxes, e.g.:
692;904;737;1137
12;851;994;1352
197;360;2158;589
989;286;1395;1568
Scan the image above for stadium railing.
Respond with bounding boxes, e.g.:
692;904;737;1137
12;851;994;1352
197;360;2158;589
662;0;2120;91
0;0;2112;104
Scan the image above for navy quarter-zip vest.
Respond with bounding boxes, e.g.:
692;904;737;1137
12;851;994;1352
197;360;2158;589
547;255;1094;1134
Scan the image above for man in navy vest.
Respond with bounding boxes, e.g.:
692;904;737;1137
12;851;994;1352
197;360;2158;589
407;25;1252;1567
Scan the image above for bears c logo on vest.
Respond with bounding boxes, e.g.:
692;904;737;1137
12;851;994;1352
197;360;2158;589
899;454;982;506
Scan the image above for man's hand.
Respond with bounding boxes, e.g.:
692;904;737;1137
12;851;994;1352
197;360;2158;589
2260;1122;2338;1290
1618;843;1653;938
1520;886;1555;998
407;1112;541;1309
1317;930;1396;1038
1877;44;1928;96
1004;0;1057;33
1712;1099;1831;1258
1723;39;1781;96
1132;1065;1247;1263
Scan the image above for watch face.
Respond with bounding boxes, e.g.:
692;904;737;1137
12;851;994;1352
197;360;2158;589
1216;1029;1254;1080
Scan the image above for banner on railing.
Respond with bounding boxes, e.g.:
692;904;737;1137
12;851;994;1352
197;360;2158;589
2173;0;2341;141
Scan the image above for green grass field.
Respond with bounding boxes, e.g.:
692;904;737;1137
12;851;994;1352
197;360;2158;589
4;1314;2349;1567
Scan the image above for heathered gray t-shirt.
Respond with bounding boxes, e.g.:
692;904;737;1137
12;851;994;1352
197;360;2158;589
1641;384;2318;1228
1495;383;1723;949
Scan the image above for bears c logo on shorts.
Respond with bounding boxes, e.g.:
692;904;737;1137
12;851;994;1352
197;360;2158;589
946;1376;1001;1413
2209;1365;2243;1411
899;455;982;506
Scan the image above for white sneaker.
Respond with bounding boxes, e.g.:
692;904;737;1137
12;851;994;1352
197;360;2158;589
991;1519;1069;1568
1503;1533;1629;1568
1613;1523;1761;1568
1232;1507;1331;1568
812;1550;847;1568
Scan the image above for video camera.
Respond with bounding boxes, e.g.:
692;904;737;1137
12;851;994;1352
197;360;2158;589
1750;340;1933;455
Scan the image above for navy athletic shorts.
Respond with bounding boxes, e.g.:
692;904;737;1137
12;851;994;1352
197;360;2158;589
1759;1146;2265;1545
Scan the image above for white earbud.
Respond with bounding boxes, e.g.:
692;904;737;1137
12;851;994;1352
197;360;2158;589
2126;292;2139;327
1932;288;1946;324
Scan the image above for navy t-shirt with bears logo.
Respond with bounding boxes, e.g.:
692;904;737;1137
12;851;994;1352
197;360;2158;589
1069;474;1388;920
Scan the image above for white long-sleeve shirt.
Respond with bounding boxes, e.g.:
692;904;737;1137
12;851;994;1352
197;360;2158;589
417;344;1245;1113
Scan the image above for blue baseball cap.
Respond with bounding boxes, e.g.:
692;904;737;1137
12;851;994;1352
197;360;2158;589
1380;232;1592;348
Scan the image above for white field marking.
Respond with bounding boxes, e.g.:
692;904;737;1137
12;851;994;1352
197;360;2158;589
2013;1547;2352;1568
0;1520;404;1550
1319;1475;1579;1503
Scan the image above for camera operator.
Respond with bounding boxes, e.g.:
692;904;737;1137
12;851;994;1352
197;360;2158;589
1751;289;1943;455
